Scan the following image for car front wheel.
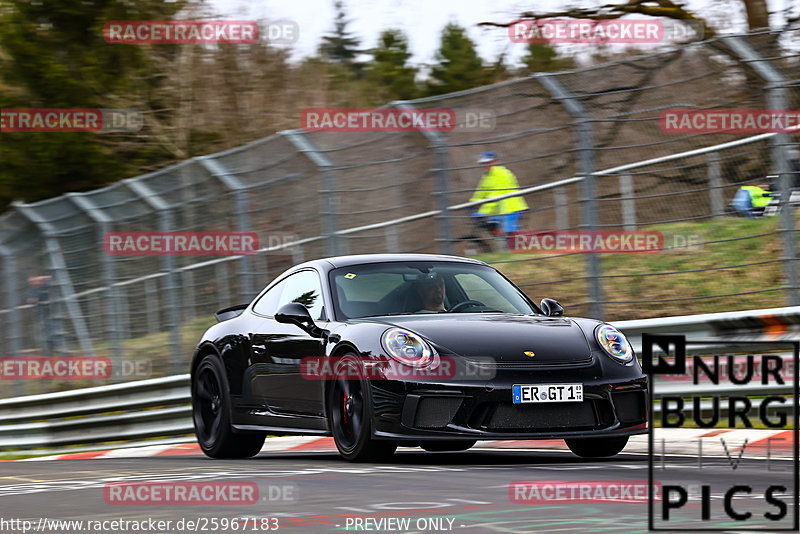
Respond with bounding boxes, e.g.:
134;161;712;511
565;436;629;458
192;354;265;459
327;354;397;462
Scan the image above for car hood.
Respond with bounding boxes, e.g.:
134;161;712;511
365;314;593;365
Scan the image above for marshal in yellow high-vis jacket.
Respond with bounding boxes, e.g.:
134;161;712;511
470;152;528;234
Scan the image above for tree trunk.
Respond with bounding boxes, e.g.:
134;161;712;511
743;0;770;30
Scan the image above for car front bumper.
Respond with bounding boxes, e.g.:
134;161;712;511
369;362;649;441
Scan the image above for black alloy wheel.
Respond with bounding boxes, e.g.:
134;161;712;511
327;354;397;462
193;354;265;458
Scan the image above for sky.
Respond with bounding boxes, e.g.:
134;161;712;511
201;0;798;68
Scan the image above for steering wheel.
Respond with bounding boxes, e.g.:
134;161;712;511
448;300;485;313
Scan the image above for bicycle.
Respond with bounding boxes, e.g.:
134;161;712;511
455;211;527;256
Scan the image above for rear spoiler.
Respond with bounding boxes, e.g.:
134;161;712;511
215;304;248;322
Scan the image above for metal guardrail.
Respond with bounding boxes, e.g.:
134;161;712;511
614;305;800;352
0;307;796;452
0;375;192;450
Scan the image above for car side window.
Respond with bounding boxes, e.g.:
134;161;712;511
252;278;287;316
276;270;325;320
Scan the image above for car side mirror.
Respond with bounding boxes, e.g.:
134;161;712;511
275;302;315;329
540;298;564;317
276;302;331;339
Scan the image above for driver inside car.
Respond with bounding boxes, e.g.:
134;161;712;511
415;273;445;313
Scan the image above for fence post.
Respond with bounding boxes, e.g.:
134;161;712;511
116;285;130;345
539;75;604;319
431;142;453;255
66;193;122;371
282;131;339;256
158;210;183;374
182;270;196;318
144;277;159;334
724;36;799;306
197;156;256;301
13;202;94;356
619;174;636;230
554;188;569;230
0;246;21;358
214;261;230;308
394;102;452;254
0;245;23;395
707;152;724;217
385;225;400;253
123;179;184;373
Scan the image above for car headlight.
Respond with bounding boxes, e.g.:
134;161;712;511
381;328;433;367
595;324;634;363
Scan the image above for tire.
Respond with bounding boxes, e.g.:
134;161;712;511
327;354;397;462
192;354;265;459
421;440;477;452
565;436;629;458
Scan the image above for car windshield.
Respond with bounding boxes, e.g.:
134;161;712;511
329;261;538;320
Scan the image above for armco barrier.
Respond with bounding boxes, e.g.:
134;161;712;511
0;307;797;452
0;375;191;451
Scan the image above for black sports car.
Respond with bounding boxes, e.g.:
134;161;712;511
191;254;648;461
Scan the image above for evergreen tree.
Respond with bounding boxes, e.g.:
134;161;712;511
520;41;575;74
427;23;487;96
522;43;557;72
485;50;512;84
0;0;184;209
318;0;362;71
366;29;418;101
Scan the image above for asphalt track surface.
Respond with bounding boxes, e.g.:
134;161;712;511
0;446;796;534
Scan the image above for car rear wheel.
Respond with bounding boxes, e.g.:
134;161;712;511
328;354;397;462
420;440;477;452
565;436;629;458
193;354;265;459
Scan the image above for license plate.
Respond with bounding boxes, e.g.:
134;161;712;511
513;383;583;403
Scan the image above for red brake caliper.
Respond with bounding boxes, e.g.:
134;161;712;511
343;392;348;424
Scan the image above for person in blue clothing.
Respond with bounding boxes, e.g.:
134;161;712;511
469;152;529;237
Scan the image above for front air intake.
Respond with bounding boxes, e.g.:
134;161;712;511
413;397;463;428
612;390;647;423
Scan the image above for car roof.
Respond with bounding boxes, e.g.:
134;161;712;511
291;254;487;273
